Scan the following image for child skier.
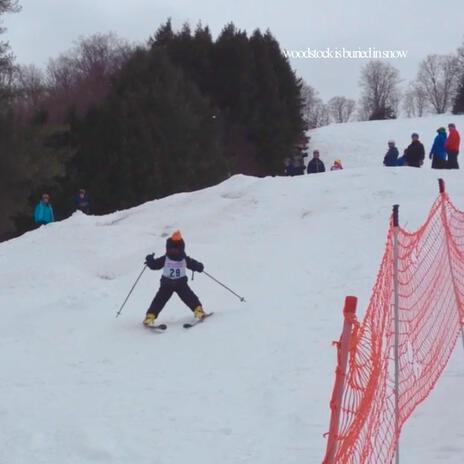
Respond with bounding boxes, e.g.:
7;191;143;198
143;230;206;326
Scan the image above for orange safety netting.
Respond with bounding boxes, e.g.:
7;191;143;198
324;192;464;464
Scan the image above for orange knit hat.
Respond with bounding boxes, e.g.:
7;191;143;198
171;230;183;242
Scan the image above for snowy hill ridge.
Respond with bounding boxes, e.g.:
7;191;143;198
308;114;464;169
2;117;464;463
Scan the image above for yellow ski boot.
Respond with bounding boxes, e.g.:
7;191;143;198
193;306;206;321
143;313;156;327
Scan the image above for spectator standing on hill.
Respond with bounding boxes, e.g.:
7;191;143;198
429;127;447;169
404;133;425;168
383;140;399;166
292;151;306;175
34;193;55;226
307;150;326;174
445;123;460;169
284;158;292;176
284;152;306;176
74;189;91;214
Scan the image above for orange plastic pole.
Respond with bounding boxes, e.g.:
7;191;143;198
322;296;358;464
392;205;400;464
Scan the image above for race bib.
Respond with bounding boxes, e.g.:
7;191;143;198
163;258;187;279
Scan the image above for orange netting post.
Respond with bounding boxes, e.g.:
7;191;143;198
322;296;358;464
392;204;400;464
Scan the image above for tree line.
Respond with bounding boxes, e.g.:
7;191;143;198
302;45;464;127
0;11;305;240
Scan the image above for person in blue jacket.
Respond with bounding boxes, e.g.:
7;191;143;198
383;140;400;166
34;193;55;226
429;127;447;169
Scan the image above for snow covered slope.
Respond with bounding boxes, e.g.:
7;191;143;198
308;114;464;169
2;117;464;464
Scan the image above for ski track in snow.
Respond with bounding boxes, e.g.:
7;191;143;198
1;115;464;463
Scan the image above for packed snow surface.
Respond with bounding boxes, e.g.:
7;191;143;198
2;115;464;463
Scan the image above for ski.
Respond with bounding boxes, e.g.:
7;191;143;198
144;323;167;331
183;312;213;329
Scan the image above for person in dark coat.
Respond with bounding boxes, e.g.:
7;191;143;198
143;230;206;327
307;150;326;174
383;140;399;166
74;189;91;214
445;123;460;169
284;158;293;176
284;153;305;176
291;152;306;175
285;164;298;176
429;127;447;169
404;133;425;168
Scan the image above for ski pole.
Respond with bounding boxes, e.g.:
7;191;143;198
115;265;147;317
203;271;246;302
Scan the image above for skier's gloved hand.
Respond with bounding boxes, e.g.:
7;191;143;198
145;253;155;268
197;263;204;273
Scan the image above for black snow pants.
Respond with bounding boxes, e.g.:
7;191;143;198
431;157;447;169
147;277;201;317
447;150;459;169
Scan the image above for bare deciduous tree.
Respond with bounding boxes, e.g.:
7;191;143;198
0;0;19;14
0;61;14;98
0;0;20;38
402;82;428;118
457;41;464;66
301;83;329;128
416;54;460;114
13;64;46;118
18;64;45;100
453;41;464;114
327;96;356;123
46;32;132;122
47;55;77;94
358;60;401;120
72;32;132;80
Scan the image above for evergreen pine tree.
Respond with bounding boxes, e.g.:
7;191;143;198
70;47;228;213
0;111;68;238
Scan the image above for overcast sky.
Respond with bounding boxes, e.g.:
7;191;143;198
3;0;464;100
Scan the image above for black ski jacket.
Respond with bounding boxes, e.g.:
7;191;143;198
307;158;326;174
